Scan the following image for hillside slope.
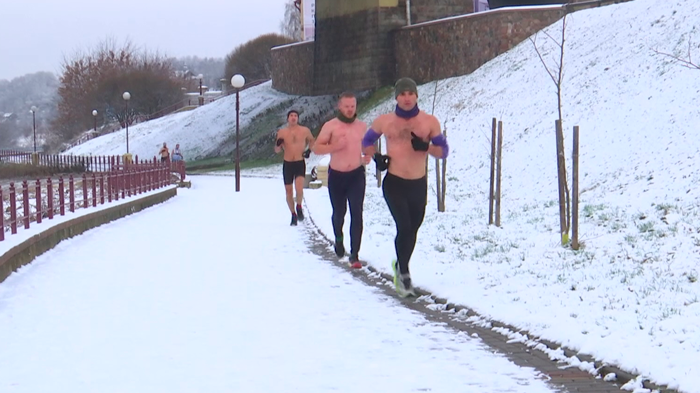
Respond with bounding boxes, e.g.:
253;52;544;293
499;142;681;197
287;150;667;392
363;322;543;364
64;83;338;162
345;0;700;390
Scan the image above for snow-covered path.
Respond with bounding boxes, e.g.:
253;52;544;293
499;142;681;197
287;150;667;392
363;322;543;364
0;176;555;393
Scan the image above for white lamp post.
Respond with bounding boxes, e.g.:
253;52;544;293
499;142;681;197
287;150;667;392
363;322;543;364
198;74;204;106
92;109;98;133
231;74;245;192
123;92;131;153
29;106;37;153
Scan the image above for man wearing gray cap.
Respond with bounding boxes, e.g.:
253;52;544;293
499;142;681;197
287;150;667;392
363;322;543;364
361;77;450;297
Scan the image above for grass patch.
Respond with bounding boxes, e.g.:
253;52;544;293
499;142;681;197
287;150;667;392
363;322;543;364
637;221;655;233
655;203;676;215
356;86;394;117
583;203;606;218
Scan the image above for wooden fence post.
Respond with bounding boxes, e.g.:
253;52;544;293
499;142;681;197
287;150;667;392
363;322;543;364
35;179;42;224
47;178;54;219
440;127;448;212
572;125;580;250
555;119;568;245
495;121;503;227
489;118;497;224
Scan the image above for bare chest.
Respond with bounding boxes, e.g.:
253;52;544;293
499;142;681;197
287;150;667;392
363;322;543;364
385;117;430;142
331;122;364;142
283;128;306;144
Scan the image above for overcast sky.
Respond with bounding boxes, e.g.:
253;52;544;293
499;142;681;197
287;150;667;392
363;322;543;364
0;0;289;81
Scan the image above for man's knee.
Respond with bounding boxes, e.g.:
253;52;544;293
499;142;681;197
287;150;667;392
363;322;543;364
394;218;413;234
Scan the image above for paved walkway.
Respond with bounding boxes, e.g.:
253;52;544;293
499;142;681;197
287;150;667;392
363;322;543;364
0;176;558;393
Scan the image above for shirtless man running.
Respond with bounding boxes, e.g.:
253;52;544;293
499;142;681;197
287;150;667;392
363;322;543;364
275;109;315;226
313;92;372;269
361;78;450;297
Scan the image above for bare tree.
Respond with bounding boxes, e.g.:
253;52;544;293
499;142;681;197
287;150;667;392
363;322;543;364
53;37;184;142
225;33;294;83
530;13;568;125
530;12;571;245
652;37;700;70
280;0;302;41
430;79;447;212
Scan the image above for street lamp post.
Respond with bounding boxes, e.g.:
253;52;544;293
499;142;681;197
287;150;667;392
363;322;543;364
198;74;204;106
92;109;98;133
123;92;131;154
231;74;245;192
29;106;37;153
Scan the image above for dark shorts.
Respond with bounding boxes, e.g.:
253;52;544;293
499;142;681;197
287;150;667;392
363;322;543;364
283;160;306;185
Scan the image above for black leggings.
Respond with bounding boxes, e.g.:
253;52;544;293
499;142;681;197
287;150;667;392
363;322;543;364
382;173;427;275
328;166;366;256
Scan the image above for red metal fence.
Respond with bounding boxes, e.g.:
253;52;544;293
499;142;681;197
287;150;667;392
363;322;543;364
0;151;186;181
1;151;187;243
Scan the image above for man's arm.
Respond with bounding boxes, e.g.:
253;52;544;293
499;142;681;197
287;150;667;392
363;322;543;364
274;130;284;154
312;122;345;155
306;127;316;151
302;127;315;158
426;115;449;159
361;116;385;157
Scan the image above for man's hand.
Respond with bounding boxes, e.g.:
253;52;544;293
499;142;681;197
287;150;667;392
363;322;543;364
410;132;429;152
373;153;390;171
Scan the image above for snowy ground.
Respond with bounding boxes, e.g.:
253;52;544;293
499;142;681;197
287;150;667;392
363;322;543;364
0;176;556;393
41;0;700;391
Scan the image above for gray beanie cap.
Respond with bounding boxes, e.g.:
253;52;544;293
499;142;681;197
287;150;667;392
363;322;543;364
395;77;418;98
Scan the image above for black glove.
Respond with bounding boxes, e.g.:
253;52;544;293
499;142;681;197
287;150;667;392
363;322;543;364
302;149;311;158
373;153;390;172
276;138;284;146
410;132;429;152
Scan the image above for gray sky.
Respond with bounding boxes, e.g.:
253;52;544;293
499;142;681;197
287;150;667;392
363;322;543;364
0;0;289;80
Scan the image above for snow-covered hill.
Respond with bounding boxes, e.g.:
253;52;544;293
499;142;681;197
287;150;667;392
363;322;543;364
336;0;700;390
64;82;335;161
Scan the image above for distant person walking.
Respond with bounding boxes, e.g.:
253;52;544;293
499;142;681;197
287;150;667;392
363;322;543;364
275;110;315;226
159;143;170;163
172;143;184;162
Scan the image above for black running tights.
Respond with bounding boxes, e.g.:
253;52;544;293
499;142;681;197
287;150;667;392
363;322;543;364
382;172;427;275
328;166;366;256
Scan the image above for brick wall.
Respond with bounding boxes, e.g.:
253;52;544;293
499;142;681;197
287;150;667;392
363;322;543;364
407;0;474;24
269;0;632;96
270;41;315;96
312;7;406;95
393;7;565;85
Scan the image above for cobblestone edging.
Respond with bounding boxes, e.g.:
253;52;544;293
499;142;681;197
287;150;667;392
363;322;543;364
302;200;679;393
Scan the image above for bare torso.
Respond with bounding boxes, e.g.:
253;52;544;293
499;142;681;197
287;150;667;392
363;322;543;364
324;118;368;172
380;112;435;180
278;125;312;161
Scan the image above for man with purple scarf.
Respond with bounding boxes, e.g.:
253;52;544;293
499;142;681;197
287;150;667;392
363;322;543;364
361;77;450;297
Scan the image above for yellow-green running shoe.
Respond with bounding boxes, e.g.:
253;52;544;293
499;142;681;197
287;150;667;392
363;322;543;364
392;260;416;297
